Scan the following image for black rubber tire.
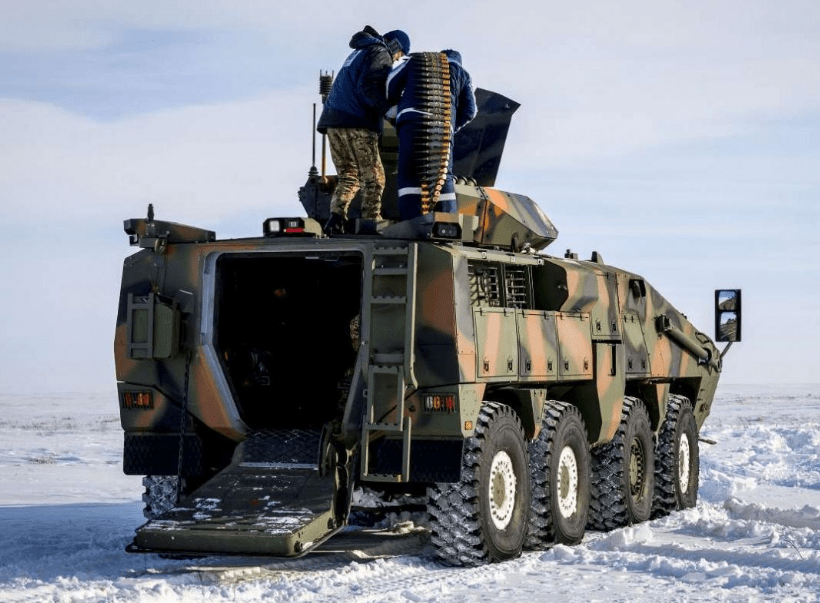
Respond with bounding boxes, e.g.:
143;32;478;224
427;402;531;566
652;395;699;517
526;401;590;549
587;397;655;531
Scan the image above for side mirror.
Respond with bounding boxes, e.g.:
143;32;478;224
715;289;741;342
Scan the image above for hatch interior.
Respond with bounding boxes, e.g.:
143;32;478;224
215;253;363;430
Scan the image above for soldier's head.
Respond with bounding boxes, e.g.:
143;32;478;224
443;49;462;66
384;30;411;60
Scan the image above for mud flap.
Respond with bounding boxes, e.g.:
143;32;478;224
129;430;349;557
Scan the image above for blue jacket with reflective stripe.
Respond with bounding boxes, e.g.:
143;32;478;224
386;50;477;133
317;29;394;134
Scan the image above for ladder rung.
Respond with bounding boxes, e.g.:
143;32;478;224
362;474;403;483
374;267;407;276
369;365;401;375
364;423;404;432
372;296;407;304
372;353;404;365
373;248;409;256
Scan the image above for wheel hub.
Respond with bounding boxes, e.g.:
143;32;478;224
678;433;691;494
629;436;646;498
556;445;579;518
489;450;516;530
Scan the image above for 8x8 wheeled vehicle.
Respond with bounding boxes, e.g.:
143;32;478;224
116;87;740;565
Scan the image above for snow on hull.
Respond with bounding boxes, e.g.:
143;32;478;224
1;385;819;602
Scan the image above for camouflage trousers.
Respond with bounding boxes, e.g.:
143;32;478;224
327;128;385;220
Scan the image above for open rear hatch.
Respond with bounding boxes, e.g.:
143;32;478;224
129;429;349;556
129;250;363;556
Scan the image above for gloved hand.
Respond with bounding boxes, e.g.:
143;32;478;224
385;105;398;124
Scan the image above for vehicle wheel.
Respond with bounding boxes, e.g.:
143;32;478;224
652;395;699;517
427;402;530;566
142;475;179;519
526;401;590;549
587;397;654;531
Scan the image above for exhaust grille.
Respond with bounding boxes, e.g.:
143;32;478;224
468;261;502;307
505;266;529;308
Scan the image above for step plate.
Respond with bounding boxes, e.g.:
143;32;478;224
132;430;341;556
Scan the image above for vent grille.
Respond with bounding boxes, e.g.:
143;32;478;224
468;262;502;307
505;266;529;308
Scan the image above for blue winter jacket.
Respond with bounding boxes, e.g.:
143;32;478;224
317;28;395;134
386;50;477;133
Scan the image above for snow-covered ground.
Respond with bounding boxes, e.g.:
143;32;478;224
1;385;818;602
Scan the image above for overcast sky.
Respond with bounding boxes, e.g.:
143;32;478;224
1;0;818;393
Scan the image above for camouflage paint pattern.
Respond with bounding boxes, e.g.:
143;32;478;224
115;180;722;555
326;128;385;220
116;82;726;556
116;188;721;471
455;185;558;251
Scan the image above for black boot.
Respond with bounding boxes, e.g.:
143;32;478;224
324;212;344;235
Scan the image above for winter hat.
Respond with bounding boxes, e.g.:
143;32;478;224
384;30;411;54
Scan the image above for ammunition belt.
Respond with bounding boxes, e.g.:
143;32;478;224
410;52;452;213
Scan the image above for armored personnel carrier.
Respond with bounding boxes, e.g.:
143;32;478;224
115;88;740;565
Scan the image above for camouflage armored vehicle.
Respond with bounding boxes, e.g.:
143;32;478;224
115;88;739;565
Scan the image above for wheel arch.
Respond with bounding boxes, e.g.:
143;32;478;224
483;386;547;440
625;378;703;433
625;383;668;432
427;399;532;565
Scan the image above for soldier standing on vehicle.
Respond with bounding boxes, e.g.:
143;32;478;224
386;49;477;220
318;26;411;234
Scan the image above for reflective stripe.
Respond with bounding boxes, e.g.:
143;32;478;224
397;108;433;120
438;192;457;201
342;50;361;69
398;187;422;196
386;55;410;93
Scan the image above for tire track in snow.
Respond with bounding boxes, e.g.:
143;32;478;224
549;508;820;601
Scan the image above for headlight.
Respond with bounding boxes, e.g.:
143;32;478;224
264;217;307;236
432;222;460;239
264;218;282;234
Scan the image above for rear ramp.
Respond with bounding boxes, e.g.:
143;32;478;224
129;430;346;556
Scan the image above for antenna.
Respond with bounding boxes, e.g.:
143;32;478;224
319;71;333;100
319;71;334;177
309;102;318;178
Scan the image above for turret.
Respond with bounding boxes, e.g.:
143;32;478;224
298;88;557;251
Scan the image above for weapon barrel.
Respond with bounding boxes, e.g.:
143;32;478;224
656;315;719;371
